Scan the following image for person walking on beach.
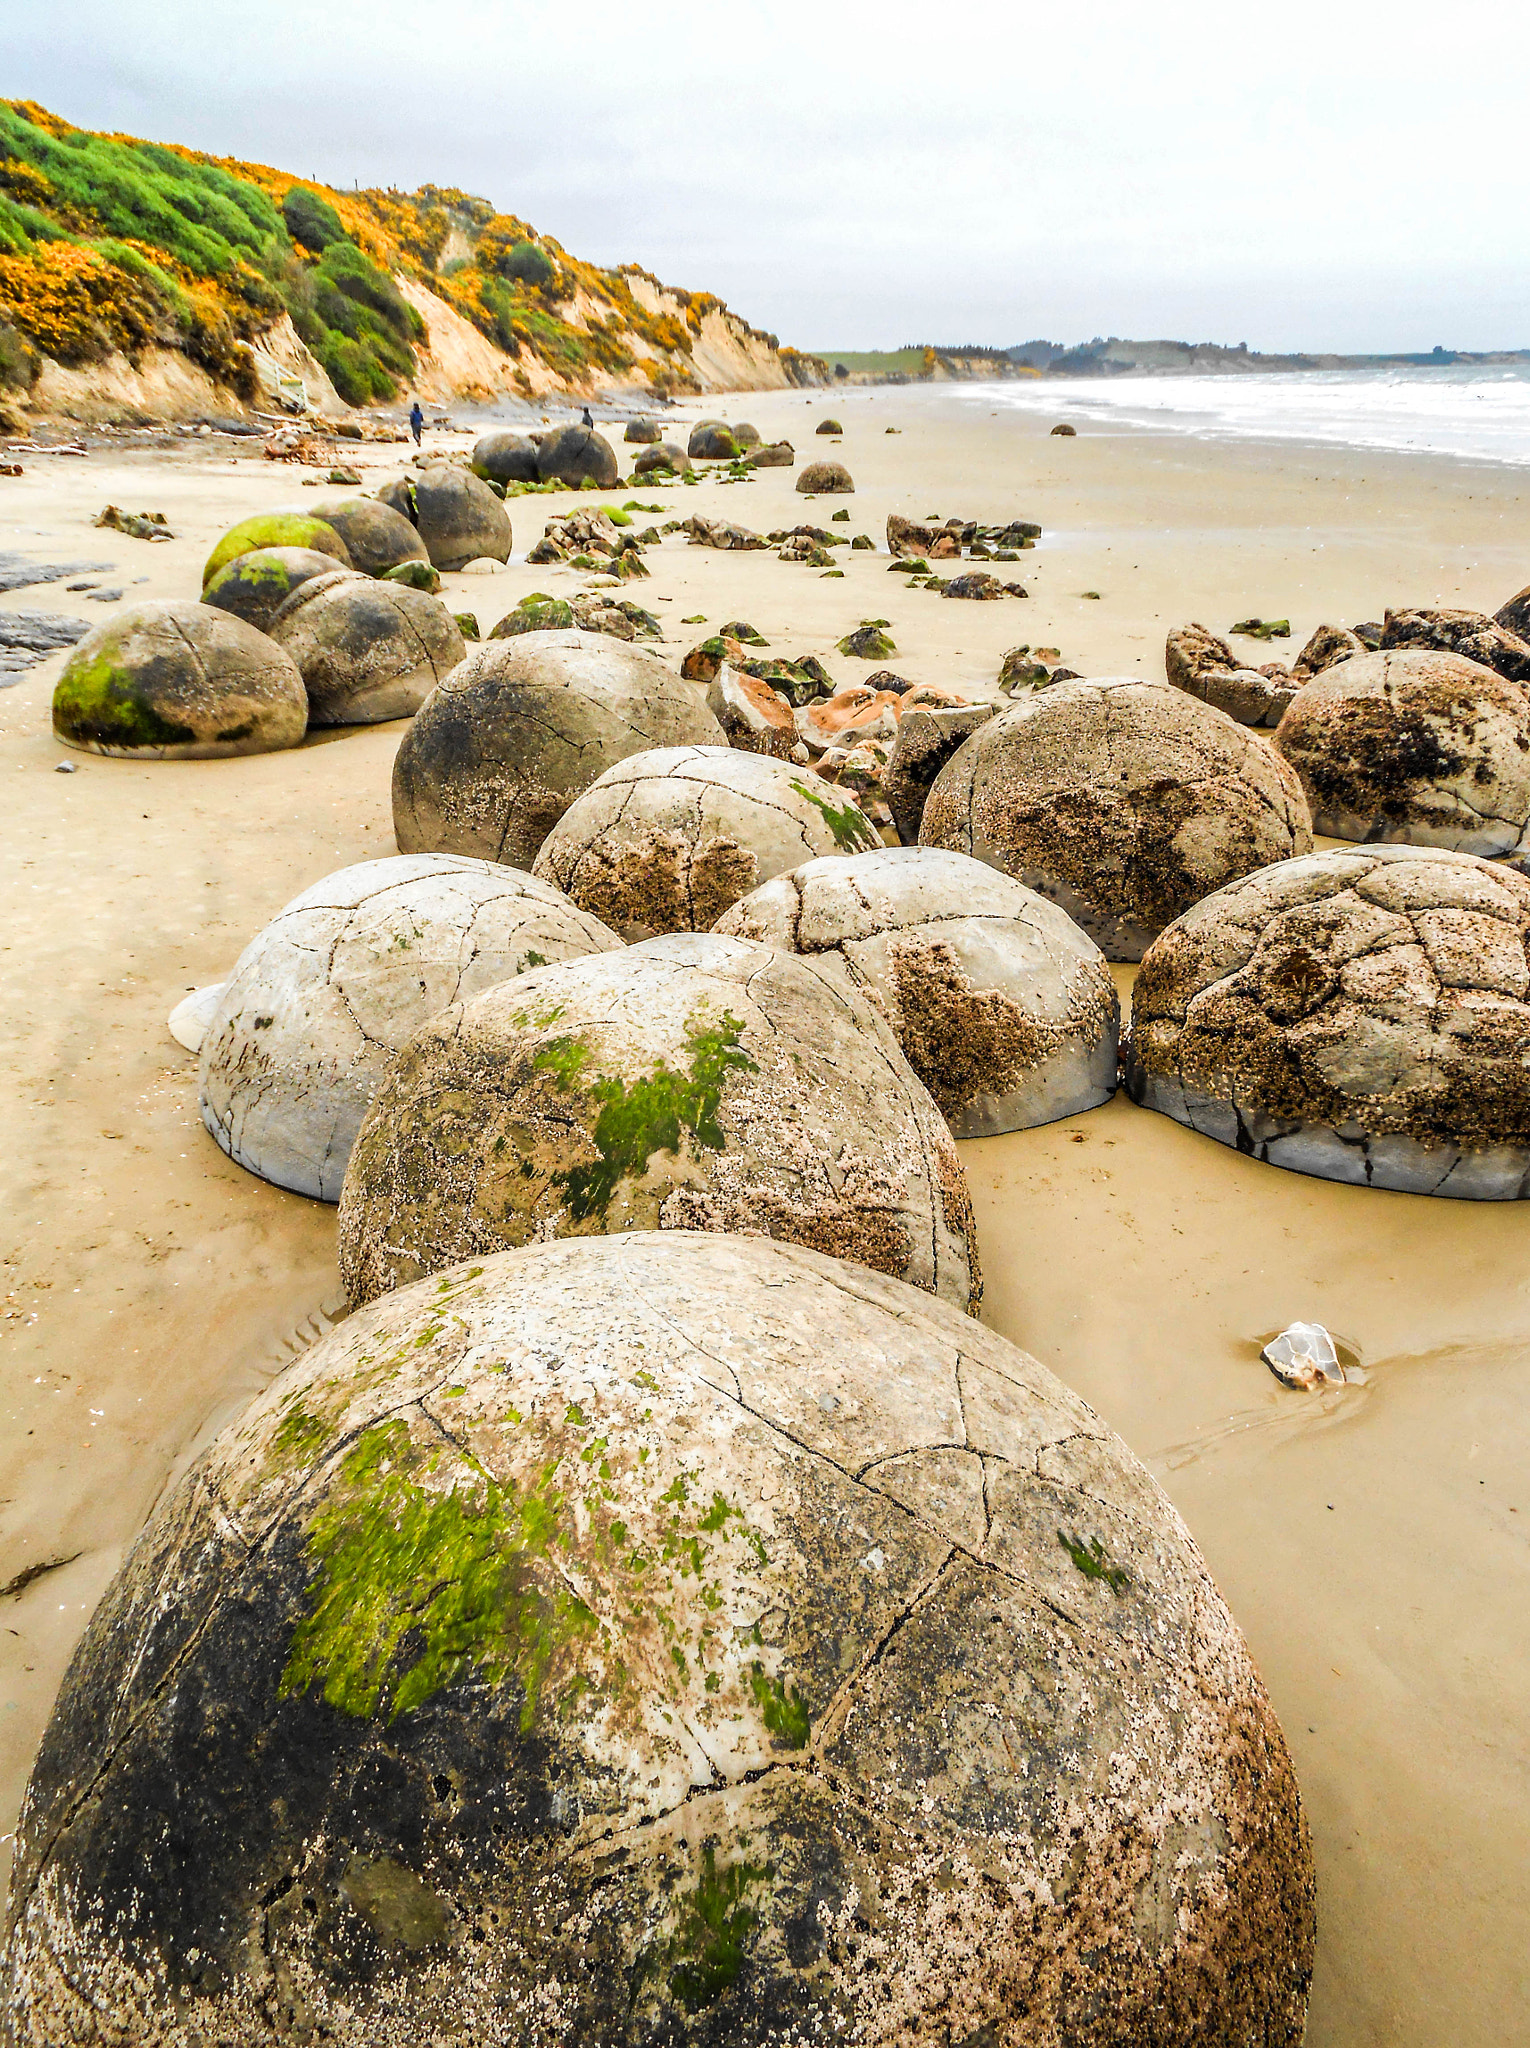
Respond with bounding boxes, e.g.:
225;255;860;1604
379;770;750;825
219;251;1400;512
409;400;424;446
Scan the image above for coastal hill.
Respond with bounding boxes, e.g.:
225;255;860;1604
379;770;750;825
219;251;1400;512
0;99;825;426
822;337;1530;383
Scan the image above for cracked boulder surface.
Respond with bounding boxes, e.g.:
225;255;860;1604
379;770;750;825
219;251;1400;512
51;601;308;760
203;546;353;636
378;469;511;572
1272;648;1530;856
391;630;725;870
336;932;979;1312
0;1232;1313;2047
919;678;1312;962
1163;623;1298;729
268;571;466;727
716;847;1119;1137
198;854;622;1203
1127;844;1530;1197
311;498;432;581
531;745;880;939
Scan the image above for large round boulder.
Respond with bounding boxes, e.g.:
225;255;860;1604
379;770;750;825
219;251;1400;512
633;440;692;476
0;1230;1315;2048
920;677;1313;961
536;423;619;488
268;570;465;725
338;933;980;1309
1272;648;1530;856
378;468;512;571
623;417;662;443
1128;845;1530;1197
717;846;1119;1135
52;601;307;759
687;422;739;460
796;460;854;494
391;628;725;868
311;497;431;579
201;545;343;634
199;854;621;1200
201;511;351;588
531;745;881;938
470;429;541;485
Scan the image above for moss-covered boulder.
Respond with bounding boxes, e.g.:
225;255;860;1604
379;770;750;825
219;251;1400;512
531;745;880;937
491;594;577;636
202;546;344;635
378;469;512;572
731;422;761;449
633;441;693;477
201;512;351;589
0;1229;1314;2046
381;558;442;594
199;854;621;1201
268;571;465;726
687;423;739;460
796;461;854;495
338;934;979;1308
312;497;431;579
623;417;663;443
718;846;1118;1136
470;430;541;485
392;628;725;868
746;440;794;468
52;601;307;760
816;418;844;435
921;678;1312;962
536;424;620;489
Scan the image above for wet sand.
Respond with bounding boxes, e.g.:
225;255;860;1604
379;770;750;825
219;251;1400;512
2;387;1528;2043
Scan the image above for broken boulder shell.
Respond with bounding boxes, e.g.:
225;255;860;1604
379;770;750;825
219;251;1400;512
337;933;981;1310
0;1230;1314;2048
1127;845;1530;1197
1164;622;1298;729
198;854;620;1201
392;629;725;869
378;468;511;572
716;846;1119;1135
920;678;1312;961
268;571;465;725
531;744;881;938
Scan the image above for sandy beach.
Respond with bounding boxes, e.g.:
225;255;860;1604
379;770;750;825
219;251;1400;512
2;385;1528;2045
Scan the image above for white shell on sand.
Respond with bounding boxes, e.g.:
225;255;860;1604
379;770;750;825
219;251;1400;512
167;982;229;1055
716;846;1119;1135
199;855;621;1201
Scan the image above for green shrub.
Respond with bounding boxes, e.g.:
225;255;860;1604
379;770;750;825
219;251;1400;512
282;185;346;253
497;238;554;289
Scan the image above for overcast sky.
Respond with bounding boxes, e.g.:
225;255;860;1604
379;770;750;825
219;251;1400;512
12;0;1530;354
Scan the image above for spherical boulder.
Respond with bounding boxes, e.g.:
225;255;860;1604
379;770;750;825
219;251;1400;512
796;460;854;494
1;1229;1315;2048
470;429;541;485
199;854;621;1200
532;745;881;937
378;468;511;572
311;496;431;579
921;678;1313;961
718;846;1119;1135
633;440;692;476
52;601;307;760
688;422;739;460
536;423;619;488
201;545;344;634
816;417;844;435
1128;845;1530;1197
731;421;761;449
201;511;351;589
391;628;725;868
623;417;663;444
338;933;979;1309
1272;649;1530;856
268;570;465;725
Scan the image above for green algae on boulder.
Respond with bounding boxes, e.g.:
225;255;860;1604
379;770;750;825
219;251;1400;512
52;601;308;760
267;571;465;726
312;498;431;580
201;511;352;589
202;545;345;635
337;932;980;1310
0;1230;1315;2047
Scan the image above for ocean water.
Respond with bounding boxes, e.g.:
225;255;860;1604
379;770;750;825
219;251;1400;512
973;364;1530;467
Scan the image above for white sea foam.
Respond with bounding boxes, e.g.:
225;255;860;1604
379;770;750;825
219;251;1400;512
970;365;1530;467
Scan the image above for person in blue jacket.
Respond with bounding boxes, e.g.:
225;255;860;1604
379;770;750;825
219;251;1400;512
409;401;424;446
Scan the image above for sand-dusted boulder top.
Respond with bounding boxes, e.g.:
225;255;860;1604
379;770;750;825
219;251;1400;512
392;629;725;868
201;545;343;634
536;423;619;488
199;853;620;1202
1;1228;1314;2048
377;468;511;571
633;440;692;476
532;744;881;937
268;570;465;726
797;460;854;494
310;497;430;580
921;678;1312;961
52;601;308;760
1164;622;1298;728
1273;648;1530;856
1128;845;1530;1197
469;429;541;484
201;510;351;588
337;934;980;1310
716;846;1120;1136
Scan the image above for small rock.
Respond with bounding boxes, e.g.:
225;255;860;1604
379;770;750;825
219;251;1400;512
837;623;896;660
1230;618;1291;641
1050;423;1077;436
745;440;794;468
1262;1323;1344;1391
816;418;844;435
455;612;480;640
